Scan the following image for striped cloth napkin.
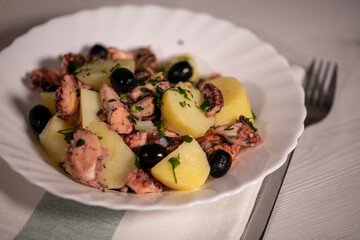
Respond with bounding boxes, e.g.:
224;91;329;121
0;65;303;240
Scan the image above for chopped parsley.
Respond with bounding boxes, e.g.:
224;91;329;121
108;99;116;102
86;72;91;76
224;125;234;131
120;93;127;100
130;105;144;112
195;99;211;112
252;110;256;120
57;128;75;144
110;63;121;72
137;66;147;72
170;86;193;100
179;101;187;108
127;114;138;124
68;60;83;74
101;69;107;73
153;120;165;138
74;67;92;75
98;136;103;140
135;155;141;169
97;109;103;116
141;87;152;93
149;78;158;86
243;117;257;132
75;138;85;147
137;78;146;86
181;135;193;143
150;72;163;79
169;154;180;183
155;86;165;108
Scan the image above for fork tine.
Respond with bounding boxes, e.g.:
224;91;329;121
307;59;323;105
322;63;337;111
304;59;315;105
316;61;331;106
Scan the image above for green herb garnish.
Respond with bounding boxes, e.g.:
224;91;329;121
97;109;104;116
127;114;139;124
57;128;75;144
110;63;121;72
195;99;211;112
155;86;165;108
243;117;257;132
141;87;152;93
252;110;256;120
181;135;193;143
137;78;146;86
130;105;144;112
149;78;158;86
101;69;107;73
68;60;83;74
170;86;193;100
120;93;127;100
224;125;234;131
153;120;165;138
179;101;187;108
108;99;116;102
150;72;163;79
169;154;180;183
76;138;85;147
135;155;141;169
98;136;103;140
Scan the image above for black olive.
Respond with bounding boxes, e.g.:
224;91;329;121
137;143;168;168
208;149;232;178
110;67;137;93
167;61;193;83
29;105;52;133
89;44;107;56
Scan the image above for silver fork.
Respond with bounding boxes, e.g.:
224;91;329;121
241;59;338;240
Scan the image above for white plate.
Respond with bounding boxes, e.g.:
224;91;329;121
0;5;305;210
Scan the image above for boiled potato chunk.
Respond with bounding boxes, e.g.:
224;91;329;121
161;82;215;138
165;53;199;82
151;139;210;190
87;122;135;189
76;59;135;90
39;115;73;163
39;91;56;115
209;77;253;126
79;89;103;128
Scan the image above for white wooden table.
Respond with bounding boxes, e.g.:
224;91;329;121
1;0;360;239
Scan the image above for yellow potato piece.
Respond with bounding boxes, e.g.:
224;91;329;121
87;122;135;189
210;77;253;126
76;59;135;90
151;139;210;190
39;91;56;115
39;115;73;163
79;89;103;128
161;82;215;138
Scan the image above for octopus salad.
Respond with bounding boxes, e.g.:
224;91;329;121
28;44;261;194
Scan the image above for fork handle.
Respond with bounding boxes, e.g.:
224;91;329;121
241;150;295;240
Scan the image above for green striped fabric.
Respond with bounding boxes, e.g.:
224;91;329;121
14;193;125;240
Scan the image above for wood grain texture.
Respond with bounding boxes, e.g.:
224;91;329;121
264;117;360;239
